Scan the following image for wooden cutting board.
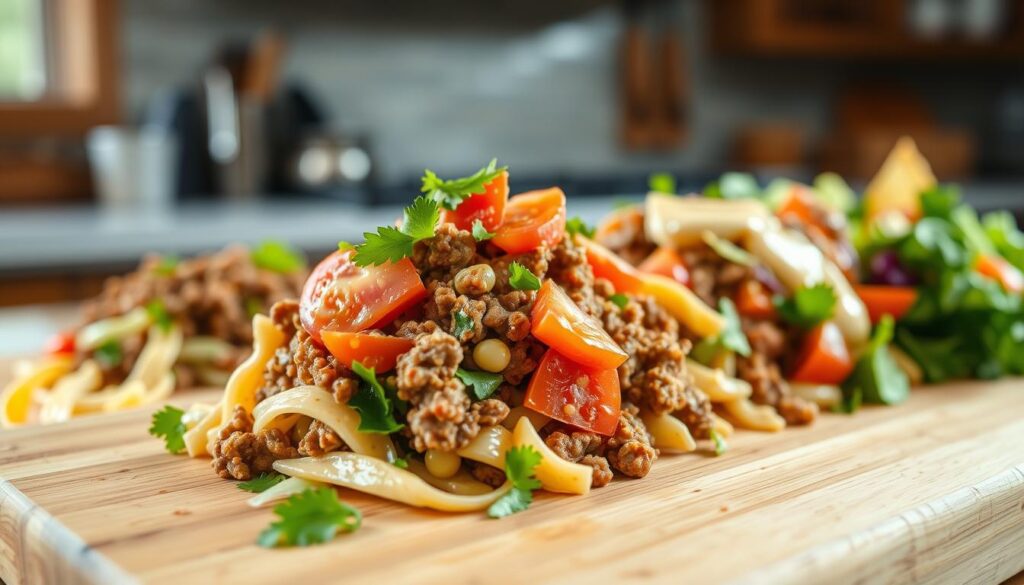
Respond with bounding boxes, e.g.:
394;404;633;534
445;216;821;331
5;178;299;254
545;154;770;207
1;381;1023;585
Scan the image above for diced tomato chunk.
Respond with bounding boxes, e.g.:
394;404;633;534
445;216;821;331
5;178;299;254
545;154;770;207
975;254;1024;294
790;321;854;385
321;331;413;372
531;280;628;370
735;280;777;320
44;331;76;356
525;348;621;436
299;250;427;343
854;285;918;324
638;246;690;287
440;171;509;233
577;237;645;294
492;188;567;254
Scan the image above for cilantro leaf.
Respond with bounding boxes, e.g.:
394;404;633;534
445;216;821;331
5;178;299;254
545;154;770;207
689;298;751;362
609;293;629;310
245;297;263;318
149;405;186;454
841;315;909;407
238;472;286;493
718;298;751;356
252;240;306;274
488;445;542;519
702;231;756;267
422;159;506;211
392;456;410;469
94;339;123;368
257;487;361;548
337;241;355;252
146;299;174;333
456;368;504;400
349;361;404;434
472;219;495;242
566;216;595;239
402;195;441;240
774;284;836;329
153;255;179;276
452;310;475;340
508;262;541;291
705;172;760;200
648;172;677;195
708;427;727;456
354;196;439;267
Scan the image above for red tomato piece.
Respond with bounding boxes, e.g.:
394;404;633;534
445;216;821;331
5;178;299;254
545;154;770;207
790;321;854;385
299;250;427;343
735;279;778;320
638;246;690;287
854;285;918;324
975;254;1024;294
440;171;509;233
776;185;822;231
525;348;621;436
44;331;76;355
531;280;628;370
491;188;567;254
321;331;413;372
577;236;645;294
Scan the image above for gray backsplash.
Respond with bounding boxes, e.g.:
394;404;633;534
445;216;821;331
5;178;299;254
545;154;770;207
122;0;1017;183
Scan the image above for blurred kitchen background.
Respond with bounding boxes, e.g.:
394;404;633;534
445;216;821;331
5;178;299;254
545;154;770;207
2;0;1024;318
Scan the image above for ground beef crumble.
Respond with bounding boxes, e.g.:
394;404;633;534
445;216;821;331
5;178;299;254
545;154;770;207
212;406;299;480
544;404;657;486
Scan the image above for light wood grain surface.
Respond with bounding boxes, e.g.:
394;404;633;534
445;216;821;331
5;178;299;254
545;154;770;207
1;381;1023;585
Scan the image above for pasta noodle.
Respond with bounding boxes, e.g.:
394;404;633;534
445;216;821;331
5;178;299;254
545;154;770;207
273;453;512;513
457;425;512;469
641;411;696;453
511;418;592;495
721;399;786;432
220;314;285;422
248;477;324;508
252;385;397;462
75;307;151;351
37;360;101;424
406;459;494;496
710;413;734;438
686;360;752;402
1;357;73;426
789;383;842;409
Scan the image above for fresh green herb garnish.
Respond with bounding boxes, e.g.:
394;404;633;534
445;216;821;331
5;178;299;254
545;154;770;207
609;293;629;310
508;262;541;291
708;428;727;456
146;299;174;333
349;361;404;434
245;297;263;318
456;368;504;400
702;231;756;267
648;172;677;195
565;216;596;239
94;339;123;368
690;298;751;363
487;445;543;519
774;284;837;329
149;405;187;454
153;255;179;276
251;240;306;274
705;172;760;200
841;315;909;410
391;456;410;469
452;309;476;340
257;487;361;548
238;472;286;493
353;196;440;267
472;219;495;242
422;159;506;211
718;298;751;357
337;241;355;252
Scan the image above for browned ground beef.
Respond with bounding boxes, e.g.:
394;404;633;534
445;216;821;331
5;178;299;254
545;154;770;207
212;406;299;480
77;245;304;387
679;245;753;309
545;404;657;485
257;300;358;404
297;419;345;457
